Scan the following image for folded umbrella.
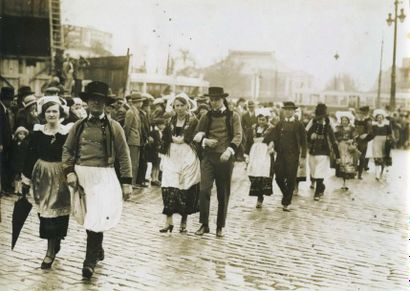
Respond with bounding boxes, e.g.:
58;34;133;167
11;196;32;250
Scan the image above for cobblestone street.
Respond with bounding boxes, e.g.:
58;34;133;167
0;150;409;290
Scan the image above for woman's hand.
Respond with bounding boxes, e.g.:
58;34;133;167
66;172;78;188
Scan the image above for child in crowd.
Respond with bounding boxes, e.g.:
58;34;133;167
151;118;166;186
10;126;29;195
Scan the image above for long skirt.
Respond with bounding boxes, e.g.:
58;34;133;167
31;159;71;239
337;141;358;179
367;136;391;166
75;165;123;232
247;142;273;196
308;155;330;179
161;143;201;215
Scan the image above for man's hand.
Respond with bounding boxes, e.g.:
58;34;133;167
220;149;232;162
193;132;205;143
66;172;78;188
203;138;218;148
122;184;132;201
0;144;3;153
244;154;250;164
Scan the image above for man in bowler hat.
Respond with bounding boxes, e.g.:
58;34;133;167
193;87;242;237
263;102;307;211
0;87;15;194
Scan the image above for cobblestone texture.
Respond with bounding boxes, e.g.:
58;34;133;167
0;150;409;290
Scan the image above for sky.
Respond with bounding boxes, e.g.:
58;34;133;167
61;0;410;90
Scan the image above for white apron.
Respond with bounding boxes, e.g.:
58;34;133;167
247;139;271;177
308;155;331;179
75;165;123;232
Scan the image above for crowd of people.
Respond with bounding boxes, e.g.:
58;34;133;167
0;80;408;280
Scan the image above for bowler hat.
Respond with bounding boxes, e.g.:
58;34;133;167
204;87;228;98
282;101;298;110
44;87;60;96
18;86;34;97
23;95;38;108
0;87;14;100
80;81;115;104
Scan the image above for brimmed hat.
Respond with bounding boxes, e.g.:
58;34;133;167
314;103;327;117
248;100;256;107
282;101;298;110
23;95;38;108
129;92;147;102
0;87;14;100
373;109;387;118
18;86;34;97
44;87;60;95
80;81;115;105
14;126;29;136
204;87;229;98
153;98;165;106
336;111;355;124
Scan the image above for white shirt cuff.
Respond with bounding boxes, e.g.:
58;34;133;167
227;147;235;156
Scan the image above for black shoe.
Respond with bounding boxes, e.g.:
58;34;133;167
179;226;187;233
159;225;174;233
195;224;210;236
82;264;94;279
41;255;55;269
216;228;224;238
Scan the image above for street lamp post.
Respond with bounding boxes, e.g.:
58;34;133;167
386;0;406;109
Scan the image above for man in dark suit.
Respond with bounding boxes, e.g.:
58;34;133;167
263;102;307;211
0;87;15;194
242;100;257;156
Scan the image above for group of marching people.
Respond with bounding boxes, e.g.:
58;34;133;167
0;80;401;280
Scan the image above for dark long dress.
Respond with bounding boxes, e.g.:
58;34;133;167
23;124;71;239
335;125;359;179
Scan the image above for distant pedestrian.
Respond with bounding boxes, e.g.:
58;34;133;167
193;87;242;237
22;99;71;269
10;126;29;195
159;93;200;233
335;112;359;190
263;102;307;211
15;95;40;131
0;87;15;195
62;81;132;279
245;108;274;208
366;109;393;181
124;93;145;187
306;104;339;201
354;106;372;179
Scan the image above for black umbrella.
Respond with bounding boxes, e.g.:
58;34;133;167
11;196;32;250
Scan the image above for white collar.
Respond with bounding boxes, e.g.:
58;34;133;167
88;113;105;120
33;123;71;135
284;116;295;122
212;105;226;113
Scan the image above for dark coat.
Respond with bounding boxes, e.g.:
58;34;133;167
0;103;13;150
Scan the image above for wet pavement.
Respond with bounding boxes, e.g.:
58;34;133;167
0;150;409;290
